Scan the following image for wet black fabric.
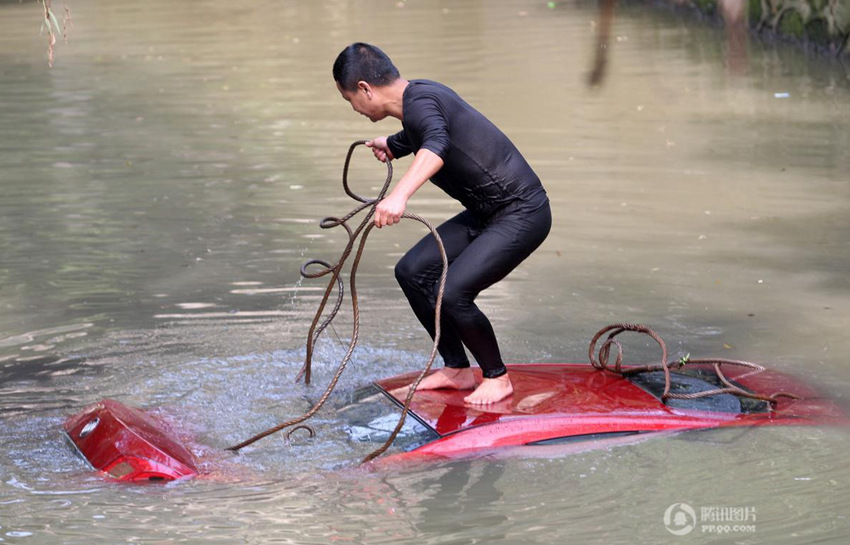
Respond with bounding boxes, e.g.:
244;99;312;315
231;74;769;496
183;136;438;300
394;202;551;379
387;79;550;379
387;80;548;218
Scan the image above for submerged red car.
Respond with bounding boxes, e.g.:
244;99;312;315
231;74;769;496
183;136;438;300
64;359;847;482
340;361;848;462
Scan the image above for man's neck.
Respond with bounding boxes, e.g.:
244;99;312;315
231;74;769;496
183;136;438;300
383;78;409;120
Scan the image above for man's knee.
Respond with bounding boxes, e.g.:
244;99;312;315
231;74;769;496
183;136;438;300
394;256;414;287
439;284;470;316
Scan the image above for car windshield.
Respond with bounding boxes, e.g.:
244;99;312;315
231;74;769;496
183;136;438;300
337;384;439;452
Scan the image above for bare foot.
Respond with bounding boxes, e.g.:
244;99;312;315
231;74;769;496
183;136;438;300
463;375;513;405
414;367;476;391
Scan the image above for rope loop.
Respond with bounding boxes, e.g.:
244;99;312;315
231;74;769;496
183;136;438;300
300;258;337;279
588;323;800;405
285;425;315;443
342;140;393;203
589;323;669;371
319;216;346;230
597;338;624;373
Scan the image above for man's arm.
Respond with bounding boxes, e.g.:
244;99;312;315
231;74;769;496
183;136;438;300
387;130;413;159
373;148;443;228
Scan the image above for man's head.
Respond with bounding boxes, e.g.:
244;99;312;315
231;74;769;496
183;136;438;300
333;43;401;122
333;43;399;92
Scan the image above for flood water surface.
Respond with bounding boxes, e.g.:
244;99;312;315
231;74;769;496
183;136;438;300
2;0;849;543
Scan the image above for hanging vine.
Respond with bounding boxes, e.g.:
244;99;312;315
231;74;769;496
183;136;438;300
39;0;72;67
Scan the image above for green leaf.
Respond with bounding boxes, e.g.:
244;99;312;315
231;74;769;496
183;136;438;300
48;9;62;36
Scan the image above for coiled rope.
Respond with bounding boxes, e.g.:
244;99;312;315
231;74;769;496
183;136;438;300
588;323;800;404
227;141;448;463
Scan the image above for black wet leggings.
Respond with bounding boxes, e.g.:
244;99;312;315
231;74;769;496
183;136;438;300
394;200;551;379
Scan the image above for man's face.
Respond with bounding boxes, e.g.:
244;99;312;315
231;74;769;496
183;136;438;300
337;81;384;122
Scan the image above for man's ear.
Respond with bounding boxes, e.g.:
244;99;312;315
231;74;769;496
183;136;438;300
357;81;373;98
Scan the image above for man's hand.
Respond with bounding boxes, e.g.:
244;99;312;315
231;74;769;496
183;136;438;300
372;148;444;229
373;190;407;228
366;137;394;163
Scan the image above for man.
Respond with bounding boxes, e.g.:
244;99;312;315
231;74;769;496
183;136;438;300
333;43;550;404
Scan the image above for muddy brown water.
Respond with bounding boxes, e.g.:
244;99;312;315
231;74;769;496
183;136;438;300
1;1;849;543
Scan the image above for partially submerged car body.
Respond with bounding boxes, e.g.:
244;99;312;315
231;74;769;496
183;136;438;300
64;399;198;482
64;361;846;481
358;363;847;461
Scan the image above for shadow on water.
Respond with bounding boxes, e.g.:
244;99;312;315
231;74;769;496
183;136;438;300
0;355;92;386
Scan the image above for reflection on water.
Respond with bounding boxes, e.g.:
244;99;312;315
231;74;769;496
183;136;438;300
1;0;849;543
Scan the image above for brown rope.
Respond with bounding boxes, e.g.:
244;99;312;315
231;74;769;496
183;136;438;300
295;141;391;385
285;425;315;442
226;141;448;460
588;323;799;405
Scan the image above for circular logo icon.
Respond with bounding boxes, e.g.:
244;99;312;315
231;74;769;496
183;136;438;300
663;502;696;536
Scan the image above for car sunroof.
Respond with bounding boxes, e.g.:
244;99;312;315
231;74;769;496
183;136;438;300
628;369;770;414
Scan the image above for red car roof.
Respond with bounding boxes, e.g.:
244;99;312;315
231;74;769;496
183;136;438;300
377;364;676;436
374;363;846;459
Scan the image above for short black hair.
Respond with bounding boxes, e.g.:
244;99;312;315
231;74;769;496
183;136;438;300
333;43;400;91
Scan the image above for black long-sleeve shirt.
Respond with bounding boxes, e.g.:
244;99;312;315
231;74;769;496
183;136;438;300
386;79;547;219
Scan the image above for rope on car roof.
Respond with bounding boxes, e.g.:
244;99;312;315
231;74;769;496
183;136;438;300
588;323;800;404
